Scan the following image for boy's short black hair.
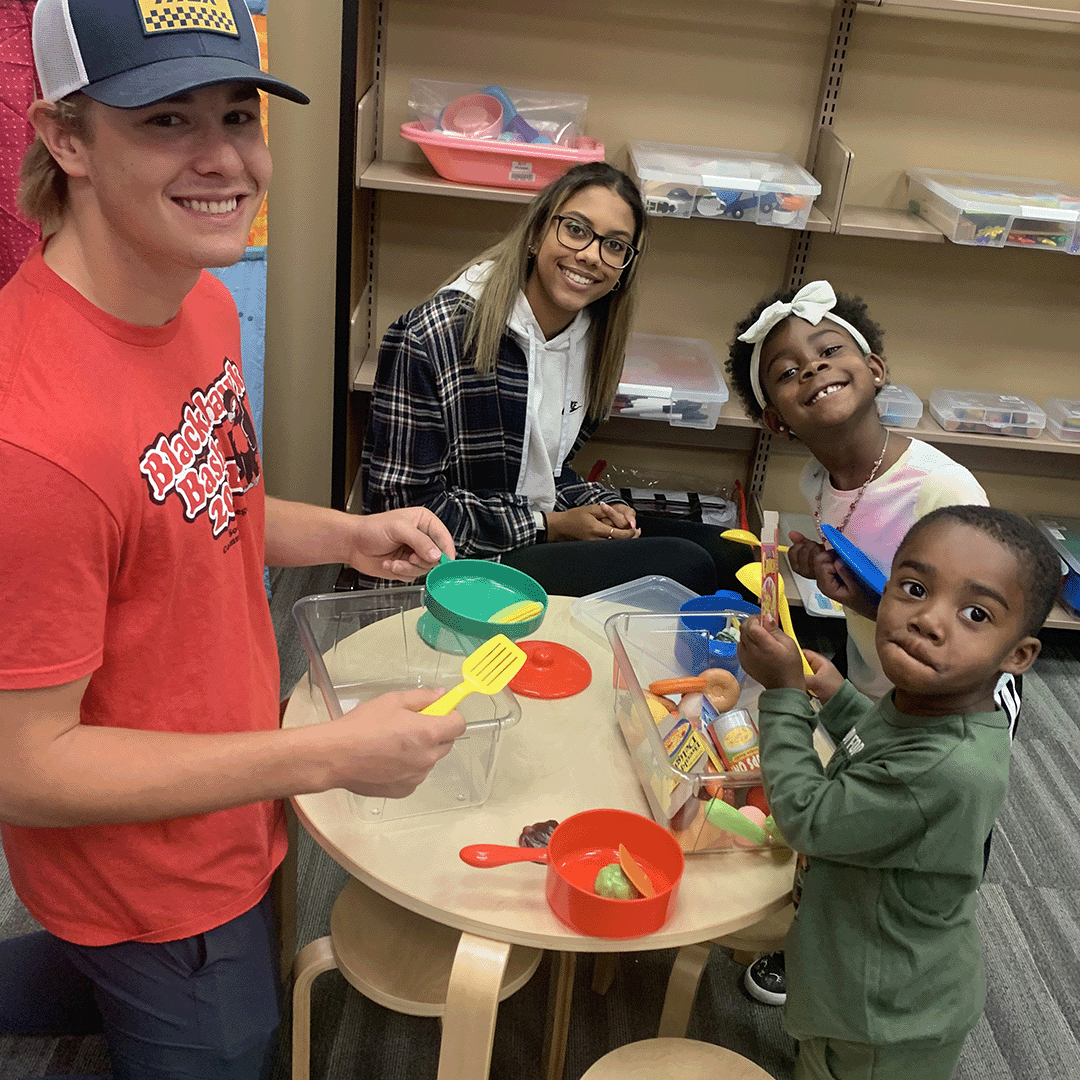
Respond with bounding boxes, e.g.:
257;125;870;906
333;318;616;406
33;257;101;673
900;506;1063;637
726;287;886;422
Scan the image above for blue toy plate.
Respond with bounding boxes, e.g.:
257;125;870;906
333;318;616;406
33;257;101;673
820;524;887;599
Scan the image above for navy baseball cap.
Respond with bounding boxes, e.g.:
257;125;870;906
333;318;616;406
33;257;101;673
32;0;309;107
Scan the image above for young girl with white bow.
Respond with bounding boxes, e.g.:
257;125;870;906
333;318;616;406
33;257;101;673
727;280;989;699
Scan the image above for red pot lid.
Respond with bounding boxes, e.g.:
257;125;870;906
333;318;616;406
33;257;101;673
509;640;592;698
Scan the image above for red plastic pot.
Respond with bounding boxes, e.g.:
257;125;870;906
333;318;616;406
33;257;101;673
460;808;684;939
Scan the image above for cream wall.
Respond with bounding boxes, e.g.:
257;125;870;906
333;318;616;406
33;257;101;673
263;0;344;506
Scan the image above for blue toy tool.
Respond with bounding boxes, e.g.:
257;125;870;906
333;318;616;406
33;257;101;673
820;524;887;599
479;85;553;144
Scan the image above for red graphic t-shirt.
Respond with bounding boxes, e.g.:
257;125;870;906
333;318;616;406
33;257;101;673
0;244;286;946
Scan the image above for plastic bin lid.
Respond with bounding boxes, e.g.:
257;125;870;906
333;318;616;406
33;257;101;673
619;334;728;404
1031;516;1080;576
630;142;820;195
908;168;1080;222
929;389;1045;422
570;575;698;644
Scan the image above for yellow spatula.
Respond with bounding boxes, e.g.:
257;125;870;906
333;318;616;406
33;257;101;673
736;562;814;678
421;634;528;715
488;599;544;624
722;528;790;554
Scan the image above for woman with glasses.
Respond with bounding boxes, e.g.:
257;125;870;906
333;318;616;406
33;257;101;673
362;162;746;596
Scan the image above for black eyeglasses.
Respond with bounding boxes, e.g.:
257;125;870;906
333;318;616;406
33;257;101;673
550;215;638;269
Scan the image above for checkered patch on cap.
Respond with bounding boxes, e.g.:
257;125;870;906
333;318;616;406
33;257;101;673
136;0;239;37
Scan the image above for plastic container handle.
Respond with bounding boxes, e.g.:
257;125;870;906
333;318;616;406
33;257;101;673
459;844;550;867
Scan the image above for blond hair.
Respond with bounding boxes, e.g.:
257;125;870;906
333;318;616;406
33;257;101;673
18;94;92;228
442;163;648;424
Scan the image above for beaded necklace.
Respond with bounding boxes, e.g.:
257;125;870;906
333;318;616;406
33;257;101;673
814;431;889;540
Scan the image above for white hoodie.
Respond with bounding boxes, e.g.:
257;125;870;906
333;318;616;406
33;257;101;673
440;262;591;517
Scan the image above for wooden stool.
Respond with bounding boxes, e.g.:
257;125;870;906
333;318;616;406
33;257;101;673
291;878;543;1080
581;1037;776;1079
658;903;794;1038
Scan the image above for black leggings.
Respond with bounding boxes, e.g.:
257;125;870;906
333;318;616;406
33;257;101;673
502;514;755;599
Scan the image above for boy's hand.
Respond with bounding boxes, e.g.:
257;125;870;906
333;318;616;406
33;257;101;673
788;530;879;620
737;614;806;691
802;650;845;703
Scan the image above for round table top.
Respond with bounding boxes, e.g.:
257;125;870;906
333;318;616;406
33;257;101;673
284;594;795;953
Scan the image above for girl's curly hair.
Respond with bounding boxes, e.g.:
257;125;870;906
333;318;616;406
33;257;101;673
725;286;886;422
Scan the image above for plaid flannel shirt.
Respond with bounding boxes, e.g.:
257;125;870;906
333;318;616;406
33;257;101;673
361;291;623;558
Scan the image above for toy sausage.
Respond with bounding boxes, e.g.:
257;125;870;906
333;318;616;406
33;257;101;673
648;667;740;712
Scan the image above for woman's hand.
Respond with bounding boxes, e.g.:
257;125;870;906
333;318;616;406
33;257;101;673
546;503;640;542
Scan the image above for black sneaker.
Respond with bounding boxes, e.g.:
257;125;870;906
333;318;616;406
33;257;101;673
744;950;786;1006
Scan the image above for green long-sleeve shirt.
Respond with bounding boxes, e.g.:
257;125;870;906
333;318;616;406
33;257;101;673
758;682;1010;1046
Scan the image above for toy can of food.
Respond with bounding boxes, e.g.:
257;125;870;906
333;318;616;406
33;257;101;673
703;703;760;772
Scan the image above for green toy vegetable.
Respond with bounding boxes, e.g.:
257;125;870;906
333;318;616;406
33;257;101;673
594;862;639;900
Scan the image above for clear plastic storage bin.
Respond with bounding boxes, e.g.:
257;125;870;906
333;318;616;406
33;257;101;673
570;575;697;648
630;142;821;229
929;389;1046;438
292;586;520;821
876;383;924;428
610;334;729;429
605;611;782;854
1031;516;1080;617
907;168;1080;252
1044;398;1080;443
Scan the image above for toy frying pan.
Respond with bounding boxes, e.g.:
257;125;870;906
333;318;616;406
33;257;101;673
459;808;683;938
820;524;887;599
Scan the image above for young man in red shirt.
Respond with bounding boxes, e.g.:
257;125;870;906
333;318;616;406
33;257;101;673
0;3;464;1077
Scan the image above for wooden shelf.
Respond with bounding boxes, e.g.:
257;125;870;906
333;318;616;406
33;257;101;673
360;158;835;231
360;160;536;204
358;347;1080;461
892;411;1080;457
862;0;1080;27
838;206;945;242
353;345;378;392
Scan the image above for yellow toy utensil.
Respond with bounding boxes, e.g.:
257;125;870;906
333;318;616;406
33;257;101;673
721;528;790;554
735;562;814;678
420;634;528;715
488;599;544;624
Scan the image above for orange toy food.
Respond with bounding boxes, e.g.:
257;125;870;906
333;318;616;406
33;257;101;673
648;667;740;712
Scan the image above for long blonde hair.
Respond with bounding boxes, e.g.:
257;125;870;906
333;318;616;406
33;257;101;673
443;163;648;423
18;94;92;229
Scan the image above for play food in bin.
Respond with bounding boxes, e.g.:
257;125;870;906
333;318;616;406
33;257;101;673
460;808;683;938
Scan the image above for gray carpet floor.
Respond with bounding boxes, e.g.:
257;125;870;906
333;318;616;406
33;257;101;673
2;564;1078;1079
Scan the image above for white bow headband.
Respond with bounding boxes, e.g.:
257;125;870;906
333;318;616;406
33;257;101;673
737;280;871;412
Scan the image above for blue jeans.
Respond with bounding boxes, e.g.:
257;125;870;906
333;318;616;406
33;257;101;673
0;891;280;1080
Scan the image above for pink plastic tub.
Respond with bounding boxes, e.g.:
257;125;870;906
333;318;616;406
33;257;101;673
400;121;605;191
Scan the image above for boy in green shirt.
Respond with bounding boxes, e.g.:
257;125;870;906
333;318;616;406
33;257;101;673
737;505;1062;1080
